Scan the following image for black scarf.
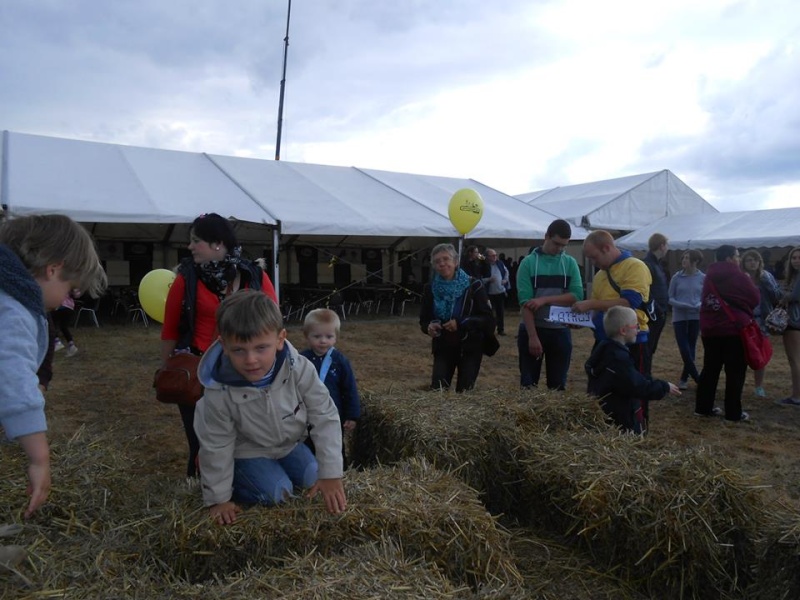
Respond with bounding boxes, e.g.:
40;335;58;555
195;245;243;301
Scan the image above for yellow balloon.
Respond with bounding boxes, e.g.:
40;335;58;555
138;269;176;324
447;188;484;235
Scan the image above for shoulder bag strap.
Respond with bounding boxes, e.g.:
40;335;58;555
603;266;621;294
705;278;738;323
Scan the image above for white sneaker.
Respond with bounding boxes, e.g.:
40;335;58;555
678;379;689;390
754;387;766;398
53;339;65;352
67;343;78;357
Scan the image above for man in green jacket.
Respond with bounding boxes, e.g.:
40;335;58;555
516;219;584;390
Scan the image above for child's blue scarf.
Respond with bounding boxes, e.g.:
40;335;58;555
431;268;471;320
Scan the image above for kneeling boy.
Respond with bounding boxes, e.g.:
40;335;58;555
585;306;680;433
194;290;346;525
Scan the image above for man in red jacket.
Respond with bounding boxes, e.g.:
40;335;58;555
694;245;759;422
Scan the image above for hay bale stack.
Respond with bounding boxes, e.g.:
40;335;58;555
353;389;609;514
157;458;523;594
749;515;800;599
511;428;771;597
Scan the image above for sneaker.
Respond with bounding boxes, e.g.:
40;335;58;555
754;387;767;398
53;339;65;352
694;407;723;417
678;379;689;390
67;343;78;357
777;397;800;406
739;411;750;421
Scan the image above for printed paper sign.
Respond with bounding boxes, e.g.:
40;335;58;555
547;306;595;329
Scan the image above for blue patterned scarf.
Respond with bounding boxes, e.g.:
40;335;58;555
431;268;471;320
0;244;45;318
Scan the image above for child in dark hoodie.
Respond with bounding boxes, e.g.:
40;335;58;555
585;306;680;434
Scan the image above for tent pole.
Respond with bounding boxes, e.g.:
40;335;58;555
274;0;292;161
273;227;281;303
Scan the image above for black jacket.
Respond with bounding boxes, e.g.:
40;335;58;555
643;252;669;314
420;278;495;354
585;339;670;431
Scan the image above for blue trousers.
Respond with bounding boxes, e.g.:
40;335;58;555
673;319;701;382
517;323;572;390
232;443;318;506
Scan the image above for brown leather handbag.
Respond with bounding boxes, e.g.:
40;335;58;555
153;353;203;405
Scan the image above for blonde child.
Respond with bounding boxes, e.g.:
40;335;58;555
193;291;346;526
300;309;361;464
585;306;680;433
0;215;107;518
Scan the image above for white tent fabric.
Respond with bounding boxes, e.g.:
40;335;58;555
2;130;573;242
0;131;276;227
357;168;568;241
516;170;718;231
616;207;800;251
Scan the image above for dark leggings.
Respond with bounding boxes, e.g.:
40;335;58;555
51;307;75;343
178;403;200;478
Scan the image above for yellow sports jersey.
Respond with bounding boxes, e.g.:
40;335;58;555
592;255;652;339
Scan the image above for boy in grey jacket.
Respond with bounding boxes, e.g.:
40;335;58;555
194;290;346;526
0;215;106;519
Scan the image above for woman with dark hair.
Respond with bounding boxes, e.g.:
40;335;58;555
419;243;495;392
694;245;759;422
741;249;782;398
668;249;704;389
161;213;277;478
778;247;800;406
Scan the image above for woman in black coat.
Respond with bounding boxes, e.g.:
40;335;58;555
419;243;495;392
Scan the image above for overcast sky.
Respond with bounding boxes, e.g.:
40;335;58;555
2;0;798;212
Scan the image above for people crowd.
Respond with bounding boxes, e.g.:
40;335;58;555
6;209;800;530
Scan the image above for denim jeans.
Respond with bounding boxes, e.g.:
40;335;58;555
673;319;700;382
232;442;318;505
517;323;572;390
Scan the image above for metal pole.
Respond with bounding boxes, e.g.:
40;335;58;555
275;0;292;161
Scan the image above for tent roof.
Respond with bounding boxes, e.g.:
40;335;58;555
516;170;718;231
0;131;275;226
2;130;580;243
615;207;800;251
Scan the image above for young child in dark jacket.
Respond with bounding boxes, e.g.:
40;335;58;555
585;306;681;434
300;309;361;465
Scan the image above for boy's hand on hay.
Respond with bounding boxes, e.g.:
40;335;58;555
18;432;51;519
343;419;357;432
209;502;241;525
667;383;682;397
306;478;347;514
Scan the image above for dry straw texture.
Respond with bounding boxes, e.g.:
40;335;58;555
356;387;800;599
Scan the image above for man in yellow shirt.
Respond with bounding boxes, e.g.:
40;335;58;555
573;230;653;375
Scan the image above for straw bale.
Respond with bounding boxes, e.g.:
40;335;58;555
156;457;522;594
510;427;773;598
748;514;800;600
353;388;609;515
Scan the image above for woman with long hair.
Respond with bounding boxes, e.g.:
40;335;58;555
778;247;800;406
160;213;277;478
741;249;782;398
668;250;704;389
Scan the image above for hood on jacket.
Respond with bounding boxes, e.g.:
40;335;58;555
198;339;291;389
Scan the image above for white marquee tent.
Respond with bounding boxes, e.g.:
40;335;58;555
516;170;718;232
1;130;567;244
615;207;800;251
